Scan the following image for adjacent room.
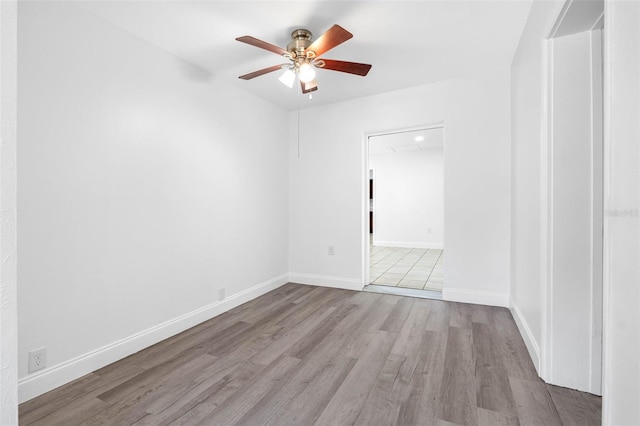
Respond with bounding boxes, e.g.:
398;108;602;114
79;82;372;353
1;0;639;425
368;127;445;295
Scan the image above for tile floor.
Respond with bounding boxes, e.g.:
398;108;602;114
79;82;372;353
369;241;444;291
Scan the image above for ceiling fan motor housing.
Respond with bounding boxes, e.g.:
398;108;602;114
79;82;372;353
287;29;314;59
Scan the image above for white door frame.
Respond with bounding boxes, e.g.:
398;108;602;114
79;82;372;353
361;122;445;288
540;9;604;395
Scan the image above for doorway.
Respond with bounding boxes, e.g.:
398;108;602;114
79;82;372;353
541;7;604;394
365;126;444;297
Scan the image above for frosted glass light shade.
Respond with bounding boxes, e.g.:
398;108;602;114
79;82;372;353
298;62;316;83
279;69;295;88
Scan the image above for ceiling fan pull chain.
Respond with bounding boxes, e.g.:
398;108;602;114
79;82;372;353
297;90;301;158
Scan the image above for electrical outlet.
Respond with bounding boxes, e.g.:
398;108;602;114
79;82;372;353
219;288;226;301
328;245;335;256
28;348;47;373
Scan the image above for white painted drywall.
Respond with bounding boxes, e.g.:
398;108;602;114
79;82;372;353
370;146;444;249
509;0;565;373
602;0;640;423
0;1;19;423
17;2;288;400
549;29;601;393
289;71;511;305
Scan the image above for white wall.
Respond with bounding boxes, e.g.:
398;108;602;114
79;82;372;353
17;2;289;401
603;0;640;423
509;0;565;373
0;1;19;424
289;71;511;306
370;147;444;249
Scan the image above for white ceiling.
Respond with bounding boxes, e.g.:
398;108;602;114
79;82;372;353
369;127;444;156
77;1;533;111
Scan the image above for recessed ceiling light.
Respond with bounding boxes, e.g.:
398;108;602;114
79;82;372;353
414;135;424;142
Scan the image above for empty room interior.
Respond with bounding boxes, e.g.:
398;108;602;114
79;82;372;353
1;0;639;425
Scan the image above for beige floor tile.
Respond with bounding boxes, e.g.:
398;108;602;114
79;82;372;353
398;279;426;289
424;281;444;291
374;277;401;285
371;274;390;280
422;254;440;259
370;244;444;292
387;269;411;276
420;262;438;266
409;266;432;273
404;272;430;280
380;272;406;279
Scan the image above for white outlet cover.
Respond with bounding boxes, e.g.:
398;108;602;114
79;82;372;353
28;347;47;373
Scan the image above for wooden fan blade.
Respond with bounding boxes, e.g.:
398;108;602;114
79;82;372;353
239;64;286;80
236;36;288;56
301;80;318;94
306;25;353;58
317;59;372;76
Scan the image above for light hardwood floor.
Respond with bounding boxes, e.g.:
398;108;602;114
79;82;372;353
19;283;601;425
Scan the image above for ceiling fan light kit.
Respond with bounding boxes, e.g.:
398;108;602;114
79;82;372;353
298;62;316;83
236;24;372;94
278;68;296;88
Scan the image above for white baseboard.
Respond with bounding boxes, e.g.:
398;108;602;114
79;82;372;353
373;240;443;249
18;273;289;403
289;273;364;291
442;287;510;307
510;302;541;375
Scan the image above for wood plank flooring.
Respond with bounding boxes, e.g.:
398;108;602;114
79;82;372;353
19;283;601;425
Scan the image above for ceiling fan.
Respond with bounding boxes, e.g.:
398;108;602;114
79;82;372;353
236;25;372;94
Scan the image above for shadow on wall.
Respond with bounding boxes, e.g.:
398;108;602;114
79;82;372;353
175;60;214;82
